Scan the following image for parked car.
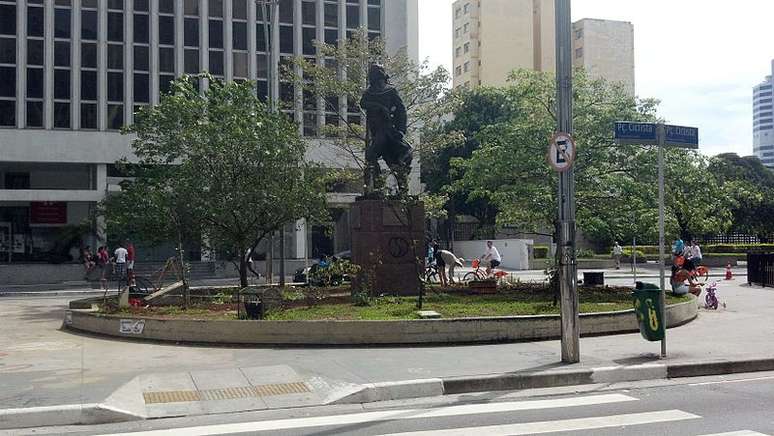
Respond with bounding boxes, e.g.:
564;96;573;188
293;250;351;285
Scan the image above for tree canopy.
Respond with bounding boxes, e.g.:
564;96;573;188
102;75;328;286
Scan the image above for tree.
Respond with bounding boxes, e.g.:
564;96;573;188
709;153;774;238
450;69;660;247
103;75;328;288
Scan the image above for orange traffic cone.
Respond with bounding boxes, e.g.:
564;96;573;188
725;263;733;280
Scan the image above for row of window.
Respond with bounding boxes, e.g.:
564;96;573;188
454;42;470;58
454;2;471;19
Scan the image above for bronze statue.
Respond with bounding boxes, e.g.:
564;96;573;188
360;64;413;195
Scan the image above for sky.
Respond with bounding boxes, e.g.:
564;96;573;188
417;0;774;157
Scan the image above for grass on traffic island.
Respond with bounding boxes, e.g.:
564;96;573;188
101;283;690;321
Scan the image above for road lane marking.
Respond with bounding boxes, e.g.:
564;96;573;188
690;376;774;386
698;431;770;436
378;410;701;436
98;393;638;436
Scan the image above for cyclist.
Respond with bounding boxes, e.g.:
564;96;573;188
684;239;703;271
481;240;501;276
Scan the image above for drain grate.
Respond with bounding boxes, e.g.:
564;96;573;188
143;382;312;404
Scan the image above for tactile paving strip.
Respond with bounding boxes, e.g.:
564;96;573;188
143;382;312;404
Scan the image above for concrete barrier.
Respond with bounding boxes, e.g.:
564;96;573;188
64;297;697;346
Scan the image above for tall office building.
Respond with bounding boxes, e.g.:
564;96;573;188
0;0;417;263
451;0;556;89
572;18;635;96
451;1;635;94
754;60;774;168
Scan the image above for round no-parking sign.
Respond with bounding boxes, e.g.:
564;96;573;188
547;132;576;172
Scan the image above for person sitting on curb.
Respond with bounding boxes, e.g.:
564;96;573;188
671;264;701;297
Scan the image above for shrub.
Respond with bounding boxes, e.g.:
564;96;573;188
533;245;550;259
576;248;596;259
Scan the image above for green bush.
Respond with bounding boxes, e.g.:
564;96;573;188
533;245;550;259
622;248;646;259
576;248;596;259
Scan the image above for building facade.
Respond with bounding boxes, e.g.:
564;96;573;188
572;18;634;96
451;1;635;95
0;0;417;263
451;0;555;89
754;60;774;168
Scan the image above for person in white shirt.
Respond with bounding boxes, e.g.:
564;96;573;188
684;239;703;270
113;243;129;284
482;241;502;276
612;242;623;270
435;249;464;286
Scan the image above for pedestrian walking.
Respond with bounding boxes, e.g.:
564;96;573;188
612;241;623;270
97;246;110;291
125;239;136;286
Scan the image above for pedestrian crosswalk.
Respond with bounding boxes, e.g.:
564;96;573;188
99;393;770;436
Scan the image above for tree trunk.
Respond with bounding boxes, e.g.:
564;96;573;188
239;247;248;288
177;231;189;308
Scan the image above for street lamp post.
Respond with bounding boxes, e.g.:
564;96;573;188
256;0;285;285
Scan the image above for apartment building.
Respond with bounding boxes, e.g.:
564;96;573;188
0;0;418;263
754;60;774;168
451;0;635;95
572;18;635;95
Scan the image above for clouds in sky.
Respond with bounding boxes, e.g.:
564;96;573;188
418;0;774;157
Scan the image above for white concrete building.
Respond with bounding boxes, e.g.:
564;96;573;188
0;0;418;263
754;60;774;168
572;18;635;96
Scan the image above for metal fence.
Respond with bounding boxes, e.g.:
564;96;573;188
748;252;774;287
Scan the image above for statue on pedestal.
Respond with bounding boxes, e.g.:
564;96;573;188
360;64;413;195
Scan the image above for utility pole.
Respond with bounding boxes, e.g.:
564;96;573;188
555;0;580;363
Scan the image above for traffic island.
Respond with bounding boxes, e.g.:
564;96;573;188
63;285;698;345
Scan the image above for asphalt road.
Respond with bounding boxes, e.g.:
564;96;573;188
7;371;774;436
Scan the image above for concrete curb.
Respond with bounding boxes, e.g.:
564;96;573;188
4;357;774;430
0;403;141;430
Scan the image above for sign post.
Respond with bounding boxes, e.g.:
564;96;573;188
554;0;579;363
614;121;698;358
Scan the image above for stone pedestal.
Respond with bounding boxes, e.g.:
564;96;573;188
351;199;424;296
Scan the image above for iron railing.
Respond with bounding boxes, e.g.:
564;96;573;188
748;252;774;287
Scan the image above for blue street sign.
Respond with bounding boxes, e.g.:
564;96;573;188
614;122;658;143
664;124;699;149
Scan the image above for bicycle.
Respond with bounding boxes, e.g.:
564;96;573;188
704;281;723;310
463;259;507;283
424;262;440;284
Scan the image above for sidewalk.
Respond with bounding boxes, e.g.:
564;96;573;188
0;279;770;429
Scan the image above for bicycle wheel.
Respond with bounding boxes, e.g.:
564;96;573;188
463;271;479;283
424;267;439;284
132;276;155;296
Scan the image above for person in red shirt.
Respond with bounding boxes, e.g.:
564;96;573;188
125;239;136;286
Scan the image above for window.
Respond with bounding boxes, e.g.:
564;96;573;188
0;37;14;63
325;3;338;27
107;44;123;69
26;101;43;127
81;43;96;67
54;41;70;67
464;42;469;53
55;8;71;38
107;72;123;101
233;0;247;20
455;47;461;58
575;29;583;40
303;1;317;26
184;49;198;73
233;22;247;50
302;27;316;56
184;18;199;47
463;61;469;72
0;4;16;35
54;102;70;128
134;73;149;103
280;26;293;54
279;0;293;24
455;8;461;19
159;0;174;14
368;6;380;31
107;104;123;130
464;3;470;13
0;66;15;97
82;10;98;40
80;71;97;100
27;39;44;65
159;16;175;45
107;12;123;42
575;47;583;58
455;28;460;39
209;50;223;75
184;0;198;15
209;20;223;48
27;6;44;37
208;0;223;17
133;46;148;71
455;66;461;76
81;103;97;129
346;5;359;28
159;47;175;72
463;23;469;33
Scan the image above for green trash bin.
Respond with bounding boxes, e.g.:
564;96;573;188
633;282;664;341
